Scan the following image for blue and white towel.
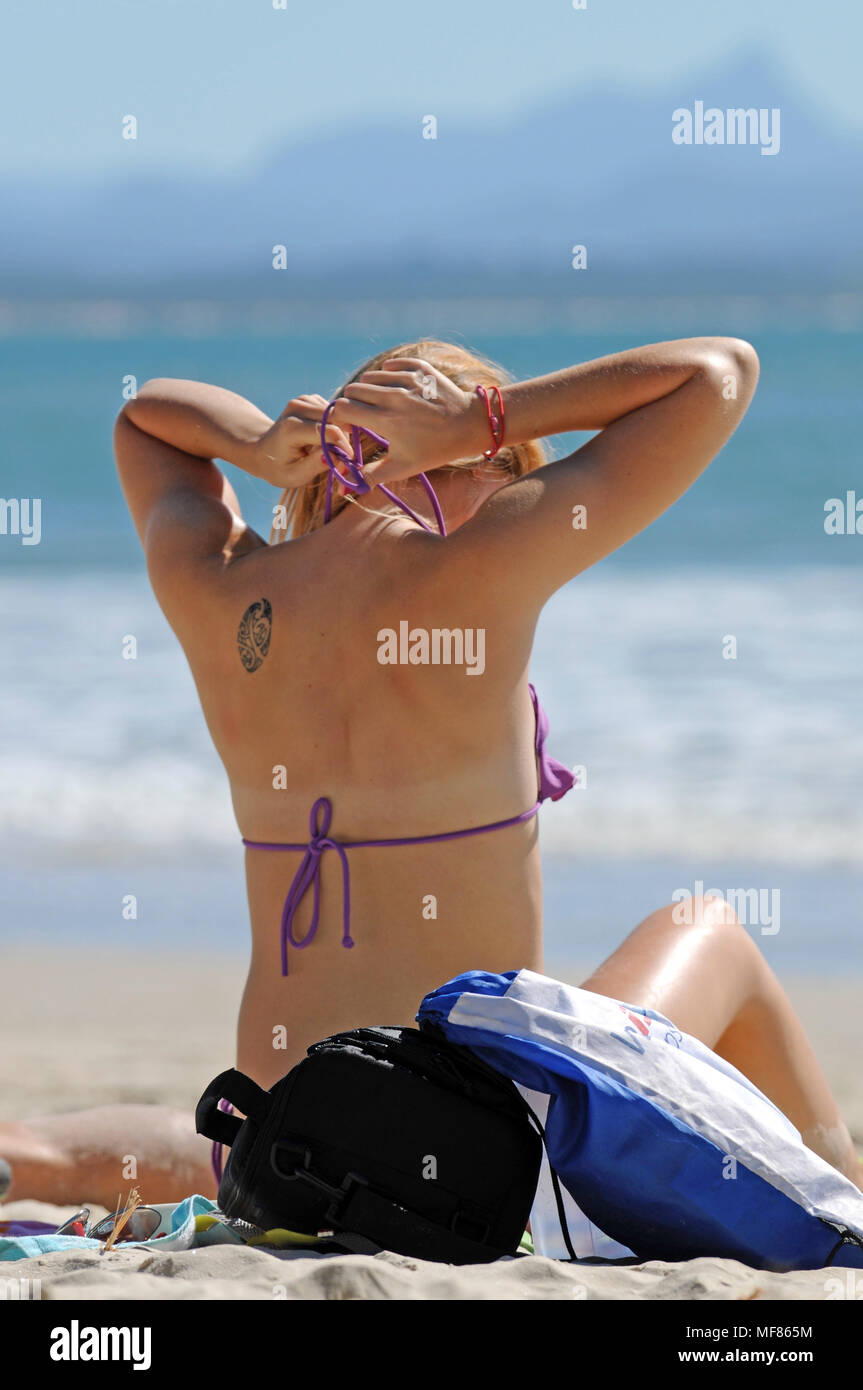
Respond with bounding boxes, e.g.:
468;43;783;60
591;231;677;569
0;1195;320;1263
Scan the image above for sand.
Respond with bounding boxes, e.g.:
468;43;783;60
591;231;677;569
2;948;861;1301
1;1228;852;1300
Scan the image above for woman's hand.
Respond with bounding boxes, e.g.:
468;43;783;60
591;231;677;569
330;359;486;484
251;394;354;489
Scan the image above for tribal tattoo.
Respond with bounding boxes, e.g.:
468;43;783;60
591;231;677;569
237;598;272;673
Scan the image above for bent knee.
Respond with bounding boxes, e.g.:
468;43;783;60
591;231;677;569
698;893;740;930
671;894;768;978
670;893;743;932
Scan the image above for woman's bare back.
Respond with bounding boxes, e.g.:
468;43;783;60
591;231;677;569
115;337;759;1086
173;503;546;1085
16;334;858;1217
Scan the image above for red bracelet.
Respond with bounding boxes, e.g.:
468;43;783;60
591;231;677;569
475;384;505;459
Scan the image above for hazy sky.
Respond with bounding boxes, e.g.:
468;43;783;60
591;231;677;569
1;0;861;176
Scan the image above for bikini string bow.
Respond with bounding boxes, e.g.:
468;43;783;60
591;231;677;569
319;400;447;536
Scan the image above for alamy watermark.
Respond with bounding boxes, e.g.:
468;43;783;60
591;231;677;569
49;1321;151;1370
0;497;41;545
672;880;780;935
824;491;863;535
377;622;485;675
1;1276;42;1300
672;102;780;157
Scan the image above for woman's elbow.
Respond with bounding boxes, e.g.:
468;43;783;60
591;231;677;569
722;337;759;383
700;338;760;406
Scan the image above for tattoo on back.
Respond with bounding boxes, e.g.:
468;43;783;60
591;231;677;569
237;598;272;673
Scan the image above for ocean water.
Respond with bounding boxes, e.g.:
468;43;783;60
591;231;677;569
2;327;862;972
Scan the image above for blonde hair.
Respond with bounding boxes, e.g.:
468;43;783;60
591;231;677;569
271;338;548;542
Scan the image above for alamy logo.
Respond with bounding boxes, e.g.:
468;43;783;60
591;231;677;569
377;621;486;676
49;1320;151;1370
0;1276;41;1299
825;1269;863;1299
672;881;780;935
824;492;863;534
0;497;41;545
672;101;780;156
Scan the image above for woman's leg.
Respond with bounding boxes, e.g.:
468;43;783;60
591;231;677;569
580;895;863;1189
5;898;858;1205
0;1106;217;1208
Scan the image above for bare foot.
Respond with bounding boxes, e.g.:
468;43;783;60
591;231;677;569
0;1108;217;1207
0;1121;70;1204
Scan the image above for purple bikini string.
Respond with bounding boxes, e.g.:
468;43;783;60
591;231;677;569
241;404;532;974
319;400;447;537
242;795;542;977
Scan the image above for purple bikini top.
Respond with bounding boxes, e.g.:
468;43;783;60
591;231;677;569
241;412;575;975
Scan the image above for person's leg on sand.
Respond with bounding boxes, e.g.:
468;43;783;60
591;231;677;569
0;1105;217;1208
580;895;863;1190
4;897;860;1203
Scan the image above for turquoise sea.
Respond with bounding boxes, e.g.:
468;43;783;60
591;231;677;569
2;322;862;974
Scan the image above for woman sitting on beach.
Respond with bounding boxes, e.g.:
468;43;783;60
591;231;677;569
4;336;861;1206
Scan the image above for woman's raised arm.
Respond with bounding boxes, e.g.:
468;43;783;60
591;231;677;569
333;337;759;610
471;336;758;438
454;336;759;605
115;380;352;563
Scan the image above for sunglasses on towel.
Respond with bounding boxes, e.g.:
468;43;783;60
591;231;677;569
55;1204;163;1243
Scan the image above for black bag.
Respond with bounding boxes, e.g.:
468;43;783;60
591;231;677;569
196;1025;544;1264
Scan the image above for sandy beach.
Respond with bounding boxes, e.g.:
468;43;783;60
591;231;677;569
2;948;860;1301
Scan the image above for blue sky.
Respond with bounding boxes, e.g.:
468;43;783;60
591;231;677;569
1;0;861;177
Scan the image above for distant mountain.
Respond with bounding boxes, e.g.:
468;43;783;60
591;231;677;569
2;45;860;298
